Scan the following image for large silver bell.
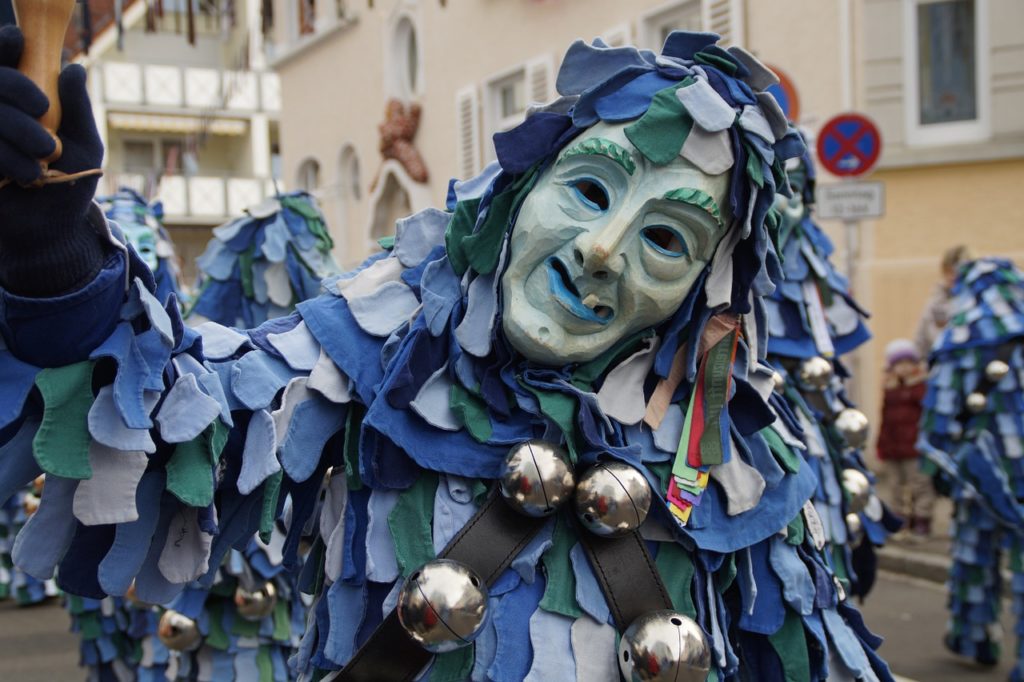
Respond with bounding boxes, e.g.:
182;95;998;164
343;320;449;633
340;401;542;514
842;468;871;514
158;609;201;651
965;392;988;414
799;357;834;391
500;440;576;517
771;370;786;394
397;559;489;653
835;408;870;449
619;610;711;682
234;582;277;621
985;359;1010;384
575;462;652;537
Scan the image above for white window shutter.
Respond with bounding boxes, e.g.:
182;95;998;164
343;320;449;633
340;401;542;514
525;56;555;106
455;85;481;179
600;24;632;48
704;0;745;46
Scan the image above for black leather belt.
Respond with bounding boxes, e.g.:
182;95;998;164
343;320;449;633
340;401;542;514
337;491;546;682
337;489;673;680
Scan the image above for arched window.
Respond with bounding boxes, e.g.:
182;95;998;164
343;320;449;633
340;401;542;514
339;145;361;201
370;171;411;244
390;15;422;100
296;157;321;193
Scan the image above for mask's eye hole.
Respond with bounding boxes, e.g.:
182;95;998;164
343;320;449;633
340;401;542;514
570;178;610;211
642;226;688;257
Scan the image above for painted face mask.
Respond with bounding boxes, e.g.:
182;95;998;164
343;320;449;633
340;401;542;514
502;122;731;365
774;156;809;229
124;222;159;271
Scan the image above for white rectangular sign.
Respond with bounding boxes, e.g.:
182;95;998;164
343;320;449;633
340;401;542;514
815;182;885;220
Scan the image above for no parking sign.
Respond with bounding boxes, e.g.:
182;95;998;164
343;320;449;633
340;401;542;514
816;113;882;177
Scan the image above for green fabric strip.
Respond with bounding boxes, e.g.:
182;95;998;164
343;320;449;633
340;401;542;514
786;514;805;546
272;598;291;642
745;143;765;188
672;384;700;481
389;471;438;577
654;543;697;619
761;428;801;474
259;470;284;540
344;404;365;490
521;383;580;461
257;645;274;682
444;198;482;277
698;332;735;466
449;383;493;443
430;646;475;681
231;607;261;638
715;553;737;593
767;609;811;682
624;81;694;165
539;516;584;619
166;433;215;507
206;601;230;650
239;245;256;298
32;361;95;480
377;235;396;250
462;169;539;276
694;50;739;75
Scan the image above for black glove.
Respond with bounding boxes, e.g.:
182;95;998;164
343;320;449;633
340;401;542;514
0;25;107;297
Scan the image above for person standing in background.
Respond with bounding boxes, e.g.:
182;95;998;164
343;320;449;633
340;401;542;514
915;245;972;357
877;339;934;539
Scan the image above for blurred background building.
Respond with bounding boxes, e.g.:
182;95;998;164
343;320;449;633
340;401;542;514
62;0;282;280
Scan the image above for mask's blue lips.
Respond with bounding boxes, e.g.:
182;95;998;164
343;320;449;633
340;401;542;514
546;258;614;326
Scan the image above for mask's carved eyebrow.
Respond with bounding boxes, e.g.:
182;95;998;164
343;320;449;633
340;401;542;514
662;188;723;227
558;138;637;175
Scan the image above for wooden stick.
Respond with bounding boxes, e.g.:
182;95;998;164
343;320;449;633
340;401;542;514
13;0;77;164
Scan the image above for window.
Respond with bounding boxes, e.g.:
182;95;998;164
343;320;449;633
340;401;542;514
639;1;702;50
339;145;362;201
388;15;422;100
487;70;525;134
296;0;347;38
154;0;225;36
904;0;989;146
297;158;321;193
124;140;157;174
917;0;976;125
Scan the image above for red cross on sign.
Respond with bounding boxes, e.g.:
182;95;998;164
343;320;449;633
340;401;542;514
816;113;882;177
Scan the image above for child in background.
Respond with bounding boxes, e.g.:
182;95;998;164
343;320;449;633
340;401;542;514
877;339;934;539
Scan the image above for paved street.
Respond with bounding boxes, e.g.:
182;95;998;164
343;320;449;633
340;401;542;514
0;572;1014;681
0;597;79;681
862;571;1013;681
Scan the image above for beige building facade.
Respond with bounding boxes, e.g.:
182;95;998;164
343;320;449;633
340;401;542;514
265;0;1024;459
75;0;282;280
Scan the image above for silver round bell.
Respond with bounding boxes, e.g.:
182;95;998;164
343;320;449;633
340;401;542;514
500;440;576;517
771;371;786;394
397;559;489;653
966;391;988;414
985;359;1010;384
575;462;652;537
842;468;871;514
845;512;864;545
21;493;39;516
799;357;834;391
158;609;201;651
619;610;711;682
234;582;277;621
835;408;870;449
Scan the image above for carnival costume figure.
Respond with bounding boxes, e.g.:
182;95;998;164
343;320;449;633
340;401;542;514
188;192;341;328
764;146;900;599
0;26;895;681
918;258;1024;679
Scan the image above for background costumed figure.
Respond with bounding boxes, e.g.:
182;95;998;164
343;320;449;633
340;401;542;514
0;25;896;681
764;145;900;599
918;258;1024;678
188;192;342;328
98;188;186;308
0;475;58;605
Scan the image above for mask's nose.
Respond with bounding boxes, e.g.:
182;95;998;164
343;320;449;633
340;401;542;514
571;216;632;281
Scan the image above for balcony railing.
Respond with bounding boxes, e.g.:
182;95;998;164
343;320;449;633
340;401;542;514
105;173;280;224
98;63;281;113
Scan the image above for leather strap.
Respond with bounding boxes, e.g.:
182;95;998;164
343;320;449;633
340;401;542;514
577;526;674;630
336;491;546;682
